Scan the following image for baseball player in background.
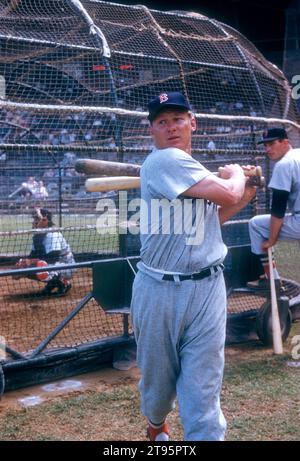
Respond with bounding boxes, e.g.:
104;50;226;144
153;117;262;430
248;127;300;291
130;91;257;441
14;208;75;296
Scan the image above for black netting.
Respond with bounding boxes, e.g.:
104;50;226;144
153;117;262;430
0;0;299;361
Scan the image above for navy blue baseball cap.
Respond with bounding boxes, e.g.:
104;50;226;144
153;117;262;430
258;127;288;144
148;91;191;122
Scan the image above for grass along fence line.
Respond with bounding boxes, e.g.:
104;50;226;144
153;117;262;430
0;214;119;257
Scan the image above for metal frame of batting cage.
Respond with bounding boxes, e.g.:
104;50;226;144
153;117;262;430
0;257;137;396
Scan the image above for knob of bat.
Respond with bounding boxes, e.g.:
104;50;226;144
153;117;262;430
256;165;262;177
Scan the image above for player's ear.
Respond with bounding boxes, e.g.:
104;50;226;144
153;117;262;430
283;138;290;147
190;114;197;132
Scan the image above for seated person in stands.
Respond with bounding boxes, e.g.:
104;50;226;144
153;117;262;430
14;208;75;296
20;176;38;198
43;168;56;178
33;181;49;200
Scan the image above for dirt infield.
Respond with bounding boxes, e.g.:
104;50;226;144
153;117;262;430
0;267;125;355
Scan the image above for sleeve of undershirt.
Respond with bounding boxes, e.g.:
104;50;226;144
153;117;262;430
270;188;289;218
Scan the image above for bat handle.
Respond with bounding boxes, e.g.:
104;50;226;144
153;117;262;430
242;165;262;177
217;165;265;187
218;165;261;177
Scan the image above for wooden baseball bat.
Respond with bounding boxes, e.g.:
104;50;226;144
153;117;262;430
76;159;263;182
86;176;141;192
85;166;264;192
267;247;283;354
75;159;141;177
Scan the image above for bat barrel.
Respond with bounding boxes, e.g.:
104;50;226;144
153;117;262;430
86;176;141;192
75;159;141;177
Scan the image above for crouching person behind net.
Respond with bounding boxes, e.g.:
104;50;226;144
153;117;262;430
14;208;75;296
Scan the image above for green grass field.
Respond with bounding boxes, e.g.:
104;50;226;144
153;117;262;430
0;214;119;256
275;241;300;284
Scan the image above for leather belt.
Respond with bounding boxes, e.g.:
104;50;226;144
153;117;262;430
162;264;224;282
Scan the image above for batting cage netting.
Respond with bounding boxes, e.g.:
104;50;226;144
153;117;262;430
0;0;300;391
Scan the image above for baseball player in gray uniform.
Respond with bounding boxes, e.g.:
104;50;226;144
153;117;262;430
248;127;300;288
15;208;75;296
130;91;256;441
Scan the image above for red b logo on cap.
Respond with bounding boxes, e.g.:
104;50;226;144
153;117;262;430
159;93;168;104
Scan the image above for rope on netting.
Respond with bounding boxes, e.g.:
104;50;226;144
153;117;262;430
0;335;5;398
0;363;4;399
1;99;300;130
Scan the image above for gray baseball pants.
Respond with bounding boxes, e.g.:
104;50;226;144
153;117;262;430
249;214;300;255
130;269;227;441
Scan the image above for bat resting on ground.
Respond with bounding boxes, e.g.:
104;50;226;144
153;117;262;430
267;247;283;354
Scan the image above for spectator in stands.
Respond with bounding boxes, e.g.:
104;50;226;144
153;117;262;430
234;101;244;112
33;181;49;201
48;131;61;146
65;168;82;177
207;139;216;150
43;168;56;178
61;152;76;167
20;176;38;199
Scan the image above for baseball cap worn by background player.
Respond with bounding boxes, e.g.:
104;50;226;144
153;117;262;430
148;91;191;122
257;127;288;144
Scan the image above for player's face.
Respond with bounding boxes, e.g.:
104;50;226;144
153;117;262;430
263;139;289;161
150;110;196;154
32;216;49;229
